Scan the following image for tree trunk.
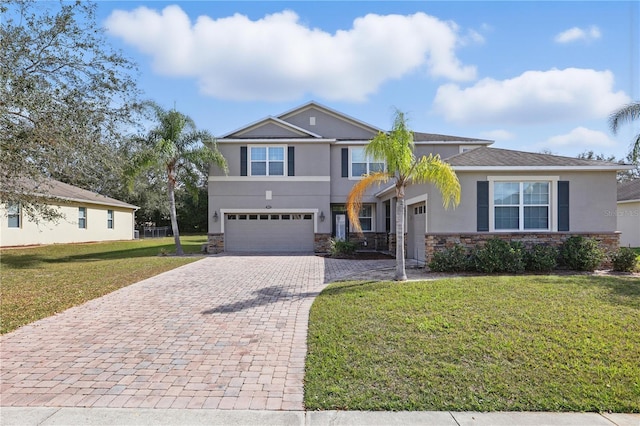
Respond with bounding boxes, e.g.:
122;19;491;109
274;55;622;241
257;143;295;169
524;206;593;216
167;173;183;256
395;194;407;281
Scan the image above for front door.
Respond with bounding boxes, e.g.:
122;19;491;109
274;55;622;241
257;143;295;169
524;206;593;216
332;212;349;241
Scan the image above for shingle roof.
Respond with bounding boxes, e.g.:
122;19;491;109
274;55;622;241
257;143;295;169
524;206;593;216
617;179;640;202
445;147;624;168
23;178;138;210
413;132;492;143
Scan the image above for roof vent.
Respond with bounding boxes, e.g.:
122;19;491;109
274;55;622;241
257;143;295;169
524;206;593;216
310;116;316;126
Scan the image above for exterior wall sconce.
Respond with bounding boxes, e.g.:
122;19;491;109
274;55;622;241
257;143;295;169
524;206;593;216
319;211;325;222
213;211;219;222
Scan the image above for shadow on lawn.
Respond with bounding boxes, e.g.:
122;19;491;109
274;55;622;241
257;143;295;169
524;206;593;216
576;275;640;310
0;240;205;269
202;285;322;314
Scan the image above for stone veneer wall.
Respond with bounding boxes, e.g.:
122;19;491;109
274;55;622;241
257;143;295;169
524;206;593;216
425;232;620;265
314;233;332;253
207;233;224;254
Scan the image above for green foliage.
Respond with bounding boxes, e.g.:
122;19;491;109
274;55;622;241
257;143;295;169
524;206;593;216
330;239;358;257
524;245;559;272
560;236;606;271
428;244;471;272
611;247;639;272
0;0;141;215
472;239;525;274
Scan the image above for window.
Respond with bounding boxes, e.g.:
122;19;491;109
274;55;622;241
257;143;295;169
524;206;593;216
107;210;114;229
78;207;87;229
494;182;549;230
359;205;373;231
350;147;384;177
7;202;20;228
250;146;285;176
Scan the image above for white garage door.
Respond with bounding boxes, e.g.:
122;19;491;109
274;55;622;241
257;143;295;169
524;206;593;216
407;203;426;263
225;213;314;252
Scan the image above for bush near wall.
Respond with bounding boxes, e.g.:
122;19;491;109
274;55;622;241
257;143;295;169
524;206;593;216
428;237;618;274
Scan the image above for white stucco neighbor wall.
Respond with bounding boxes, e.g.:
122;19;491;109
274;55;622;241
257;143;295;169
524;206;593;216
617;200;640;247
0;202;136;247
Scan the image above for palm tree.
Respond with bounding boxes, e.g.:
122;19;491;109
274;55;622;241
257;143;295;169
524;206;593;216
347;110;461;281
609;101;640;162
131;102;227;255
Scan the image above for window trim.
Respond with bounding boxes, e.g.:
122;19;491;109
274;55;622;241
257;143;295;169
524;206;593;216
488;176;559;232
78;207;87;229
248;145;287;177
7;202;21;228
107;209;114;229
358;204;374;232
349;147;385;179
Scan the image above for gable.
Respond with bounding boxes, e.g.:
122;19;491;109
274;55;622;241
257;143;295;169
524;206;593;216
279;103;380;140
224;117;321;139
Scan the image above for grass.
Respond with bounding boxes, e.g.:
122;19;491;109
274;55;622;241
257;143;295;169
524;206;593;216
0;236;206;334
305;275;640;412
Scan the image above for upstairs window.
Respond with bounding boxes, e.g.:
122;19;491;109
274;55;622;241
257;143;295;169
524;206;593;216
78;207;87;229
350;147;384;177
7;202;20;228
250;146;285;176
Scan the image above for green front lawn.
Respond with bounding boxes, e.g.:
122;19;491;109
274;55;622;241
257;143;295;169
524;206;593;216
0;236;206;334
306;275;640;412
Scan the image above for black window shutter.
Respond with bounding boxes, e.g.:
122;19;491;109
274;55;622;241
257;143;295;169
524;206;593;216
477;181;489;232
240;146;247;176
288;146;295;176
341;148;349;177
558;181;569;231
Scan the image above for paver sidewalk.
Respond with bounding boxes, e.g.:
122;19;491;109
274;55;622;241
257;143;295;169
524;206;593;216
0;255;394;411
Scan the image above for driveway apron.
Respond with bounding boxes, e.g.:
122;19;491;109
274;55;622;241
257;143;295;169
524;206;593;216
0;255;394;411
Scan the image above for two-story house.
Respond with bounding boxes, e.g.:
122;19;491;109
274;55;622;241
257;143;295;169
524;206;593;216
208;102;629;262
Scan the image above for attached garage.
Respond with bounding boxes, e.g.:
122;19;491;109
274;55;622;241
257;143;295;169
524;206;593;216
224;213;315;252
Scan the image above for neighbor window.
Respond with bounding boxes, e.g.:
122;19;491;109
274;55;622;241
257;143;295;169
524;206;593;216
7;202;20;228
250;146;285;176
350;147;384;177
493;182;549;230
78;207;87;229
107;210;114;229
359;205;373;231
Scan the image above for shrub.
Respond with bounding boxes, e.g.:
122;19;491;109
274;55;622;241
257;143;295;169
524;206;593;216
472;239;525;274
560;236;605;271
428;244;471;272
330;239;357;257
524;245;559;272
611;247;639;272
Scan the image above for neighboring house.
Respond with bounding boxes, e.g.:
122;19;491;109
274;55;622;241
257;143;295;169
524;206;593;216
617;179;640;247
207;101;631;261
1;179;138;247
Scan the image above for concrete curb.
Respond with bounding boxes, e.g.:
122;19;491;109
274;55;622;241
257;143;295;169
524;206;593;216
1;408;638;426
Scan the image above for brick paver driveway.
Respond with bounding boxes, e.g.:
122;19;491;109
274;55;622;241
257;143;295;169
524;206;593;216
1;255;394;411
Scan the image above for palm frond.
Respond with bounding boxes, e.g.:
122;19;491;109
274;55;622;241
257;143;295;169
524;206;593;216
346;172;389;233
412;154;461;209
609;101;640;134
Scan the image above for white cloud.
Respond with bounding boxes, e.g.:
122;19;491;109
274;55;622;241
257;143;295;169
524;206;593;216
542;127;617;149
433;68;630;125
554;25;601;44
480;129;515;140
105;6;477;102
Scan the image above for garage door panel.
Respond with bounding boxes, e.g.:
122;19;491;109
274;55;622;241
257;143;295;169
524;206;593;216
225;213;314;252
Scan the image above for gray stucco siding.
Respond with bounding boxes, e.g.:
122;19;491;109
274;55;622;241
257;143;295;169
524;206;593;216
211;142;330;177
235;122;311;138
426;171;618;233
208;181;330;234
282;107;378;140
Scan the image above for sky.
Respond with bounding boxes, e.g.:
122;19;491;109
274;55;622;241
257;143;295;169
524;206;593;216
95;1;639;160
